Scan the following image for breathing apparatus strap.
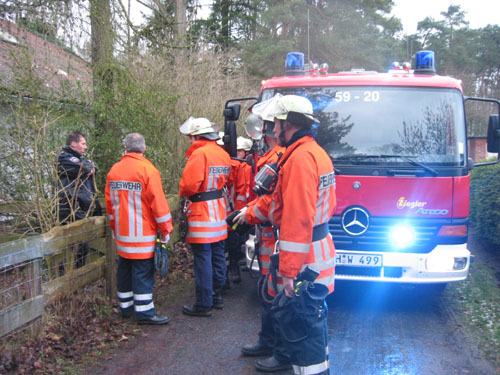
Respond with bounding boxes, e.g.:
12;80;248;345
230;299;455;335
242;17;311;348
260;230;280;304
222;185;233;211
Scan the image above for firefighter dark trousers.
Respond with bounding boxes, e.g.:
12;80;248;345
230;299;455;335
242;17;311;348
257;274;291;363
117;256;155;321
192;241;226;308
273;283;330;375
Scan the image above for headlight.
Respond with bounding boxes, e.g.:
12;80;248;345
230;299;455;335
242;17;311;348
389;224;415;249
453;257;468;270
426;255;455;271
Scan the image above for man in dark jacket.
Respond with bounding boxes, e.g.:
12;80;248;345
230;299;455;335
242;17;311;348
57;131;102;268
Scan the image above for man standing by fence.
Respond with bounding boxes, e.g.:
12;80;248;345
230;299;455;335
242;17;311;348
57;131;102;268
105;133;173;325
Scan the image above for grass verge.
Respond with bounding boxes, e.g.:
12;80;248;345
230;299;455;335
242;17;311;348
445;249;500;371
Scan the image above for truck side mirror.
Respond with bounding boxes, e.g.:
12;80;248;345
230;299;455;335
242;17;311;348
487;114;500;153
222;97;259;158
224;103;241;121
223;120;237;157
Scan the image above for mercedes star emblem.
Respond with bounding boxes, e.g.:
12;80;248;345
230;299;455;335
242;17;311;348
341;207;370;236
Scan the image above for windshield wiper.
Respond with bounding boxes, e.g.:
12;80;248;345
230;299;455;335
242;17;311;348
332;154;383;161
332;154;439;176
380;155;438;176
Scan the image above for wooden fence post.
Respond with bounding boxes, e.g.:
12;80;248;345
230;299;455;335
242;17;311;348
25;258;42;336
105;226;117;300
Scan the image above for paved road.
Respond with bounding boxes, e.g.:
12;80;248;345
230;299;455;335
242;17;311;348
328;282;496;375
93;271;497;375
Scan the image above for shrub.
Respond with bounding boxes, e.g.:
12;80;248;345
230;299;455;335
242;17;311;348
469;162;500;246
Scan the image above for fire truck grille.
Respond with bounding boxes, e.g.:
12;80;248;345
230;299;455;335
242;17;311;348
328;216;459;254
335;266;403;278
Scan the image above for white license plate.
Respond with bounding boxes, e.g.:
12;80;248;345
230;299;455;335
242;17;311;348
336;253;383;267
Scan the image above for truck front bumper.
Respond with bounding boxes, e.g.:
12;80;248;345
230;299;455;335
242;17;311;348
244;234;260;273
334;243;471;284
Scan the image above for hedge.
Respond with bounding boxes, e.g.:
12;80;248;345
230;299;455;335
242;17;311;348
469;162;500;246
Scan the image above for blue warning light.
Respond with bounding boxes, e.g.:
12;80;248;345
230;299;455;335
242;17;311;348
285;52;305;76
415;50;436;74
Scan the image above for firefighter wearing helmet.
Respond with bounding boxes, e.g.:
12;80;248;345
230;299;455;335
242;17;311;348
222;135;254;284
240;112;288;367
179;117;232;316
235;95;336;374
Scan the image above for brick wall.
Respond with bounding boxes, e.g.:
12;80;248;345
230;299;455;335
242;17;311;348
0;20;92;94
468;137;496;162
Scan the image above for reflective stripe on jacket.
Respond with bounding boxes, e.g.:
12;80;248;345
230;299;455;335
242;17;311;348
272;136;336;294
246;144;285;276
179;139;232;243
105;153;173;260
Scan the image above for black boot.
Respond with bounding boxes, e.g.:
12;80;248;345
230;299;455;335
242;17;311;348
241;342;273;357
229;259;242;283
213;291;224;309
255;356;292;372
182;304;212;317
137;314;170;325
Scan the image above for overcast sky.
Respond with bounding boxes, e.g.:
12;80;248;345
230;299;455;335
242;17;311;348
130;0;500;34
392;0;500;34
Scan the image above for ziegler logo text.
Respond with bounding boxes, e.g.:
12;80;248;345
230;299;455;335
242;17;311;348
396;197;427;209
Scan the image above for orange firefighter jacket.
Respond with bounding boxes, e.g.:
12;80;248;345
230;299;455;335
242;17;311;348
179;139;232;243
272;135;336;294
105;153;173;260
245;144;285;276
234;161;252;210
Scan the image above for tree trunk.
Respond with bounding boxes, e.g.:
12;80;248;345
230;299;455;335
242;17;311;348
89;0;114;190
221;0;230;49
90;0;113;70
176;0;187;42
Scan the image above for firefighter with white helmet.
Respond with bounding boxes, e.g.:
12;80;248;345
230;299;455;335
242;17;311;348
235;94;336;374
240;112;287;365
235;136;253;211
225;136;253;283
179;117;232;316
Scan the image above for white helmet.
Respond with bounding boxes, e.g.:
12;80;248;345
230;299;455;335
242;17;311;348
252;94;318;127
237;136;252;151
274;95;318;125
179;117;219;140
251;93;283;122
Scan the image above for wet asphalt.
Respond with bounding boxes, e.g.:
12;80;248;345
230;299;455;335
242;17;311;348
92;271;497;375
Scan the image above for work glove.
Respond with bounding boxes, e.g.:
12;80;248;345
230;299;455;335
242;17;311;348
154;238;169;278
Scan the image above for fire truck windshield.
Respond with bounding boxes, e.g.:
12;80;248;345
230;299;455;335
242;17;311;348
261;86;466;168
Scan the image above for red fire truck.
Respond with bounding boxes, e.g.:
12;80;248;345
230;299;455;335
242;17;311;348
224;50;500;288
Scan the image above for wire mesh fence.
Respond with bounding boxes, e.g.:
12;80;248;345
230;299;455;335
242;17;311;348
0;217;113;339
